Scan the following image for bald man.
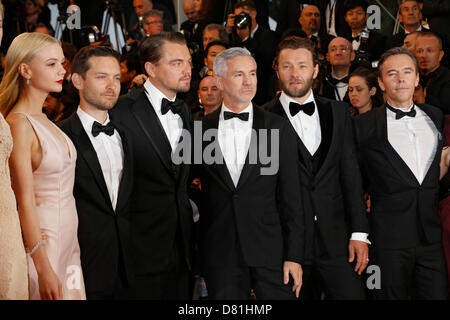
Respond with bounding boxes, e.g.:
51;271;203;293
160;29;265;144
320;37;355;102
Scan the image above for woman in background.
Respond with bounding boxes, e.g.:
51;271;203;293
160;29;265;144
0;32;85;300
0;0;29;300
348;67;383;116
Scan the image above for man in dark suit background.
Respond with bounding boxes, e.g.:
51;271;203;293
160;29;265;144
353;47;448;299
110;32;194;299
59;46;134;299
225;0;277;105
264;36;369;299
196;47;304;299
414;32;450;114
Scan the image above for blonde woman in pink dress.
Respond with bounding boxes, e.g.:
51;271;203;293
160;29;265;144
0;32;85;300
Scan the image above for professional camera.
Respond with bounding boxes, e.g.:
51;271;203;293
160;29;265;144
72;26;110;49
234;12;252;30
355;29;370;66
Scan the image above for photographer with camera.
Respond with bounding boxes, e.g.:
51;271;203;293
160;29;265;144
342;0;385;68
225;0;277;105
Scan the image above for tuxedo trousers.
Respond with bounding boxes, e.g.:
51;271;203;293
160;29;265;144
202;240;297;300
300;222;367;300
371;242;448;300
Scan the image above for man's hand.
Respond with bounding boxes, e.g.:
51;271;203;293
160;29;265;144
283;261;303;298
226;13;235;33
348;240;369;275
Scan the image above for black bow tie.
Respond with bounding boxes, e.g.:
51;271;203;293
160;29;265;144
92;121;115;137
223;111;249;121
161;98;184;116
289;101;315;117
309;35;318;44
351;35;360;42
386;104;416;120
329;76;348;86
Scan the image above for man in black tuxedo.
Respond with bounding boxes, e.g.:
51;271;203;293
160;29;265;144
59;46;134;299
196;47;304;299
321;37;355;102
353;47;448;299
110;32;194;299
264;36;369;299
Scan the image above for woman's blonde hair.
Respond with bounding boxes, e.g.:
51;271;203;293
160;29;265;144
0;1;4;19
0;33;60;117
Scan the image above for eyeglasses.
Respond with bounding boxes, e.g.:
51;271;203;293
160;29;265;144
329;46;350;53
145;20;163;25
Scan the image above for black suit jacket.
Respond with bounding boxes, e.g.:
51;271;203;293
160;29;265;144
422;65;450;115
59;114;134;294
196;106;304;268
353;103;444;250
264;95;369;262
109;88;193;275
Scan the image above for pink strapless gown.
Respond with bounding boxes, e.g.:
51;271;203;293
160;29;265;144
19;113;86;300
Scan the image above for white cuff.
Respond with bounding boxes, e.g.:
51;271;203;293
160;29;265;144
350;232;371;245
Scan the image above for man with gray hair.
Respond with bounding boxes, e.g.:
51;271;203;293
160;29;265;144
195;47;305;299
142;10;164;36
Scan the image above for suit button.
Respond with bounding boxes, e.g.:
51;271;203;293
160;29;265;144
233;193;239;199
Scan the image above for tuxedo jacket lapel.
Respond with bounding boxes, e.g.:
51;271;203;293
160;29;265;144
376;104;419;185
236;106;264;189
69;115;113;211
203;108;235;191
130;92;174;177
270;99;312;174
113;121;133;214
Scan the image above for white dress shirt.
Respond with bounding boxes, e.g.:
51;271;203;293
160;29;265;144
279;91;370;243
77;107;124;211
144;78;183;151
280;90;321;155
331;74;349;101
218;103;253;187
387;104;438;184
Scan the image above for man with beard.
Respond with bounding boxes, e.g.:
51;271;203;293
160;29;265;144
110;32;194;299
264;36;369;299
59;46;134;299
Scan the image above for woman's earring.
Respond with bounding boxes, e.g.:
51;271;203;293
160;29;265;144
26;79;30;85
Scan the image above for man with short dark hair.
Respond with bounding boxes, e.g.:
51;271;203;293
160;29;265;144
353;47;448;299
414;32;450;114
110;32;194;299
264;36;369;300
59;46;134;299
142;9;164;36
385;0;430;49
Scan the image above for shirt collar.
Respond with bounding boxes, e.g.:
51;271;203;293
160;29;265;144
250;24;259;38
77;106;110;137
143;78;176;113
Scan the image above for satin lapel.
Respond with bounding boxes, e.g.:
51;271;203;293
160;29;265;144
377;104;419;185
272;99;312;174
203;108;235;191
130;93;174;177
417;104;444;184
69;115;113;211
314;98;336;182
113;122;133;214
177;102;192;183
236;106;264;189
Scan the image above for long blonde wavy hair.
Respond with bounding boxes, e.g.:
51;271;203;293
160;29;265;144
0;32;60;117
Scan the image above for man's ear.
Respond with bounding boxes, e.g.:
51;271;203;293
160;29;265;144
71;73;83;90
313;63;319;79
350;50;356;62
378;76;385;92
144;61;156;78
18;63;32;82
